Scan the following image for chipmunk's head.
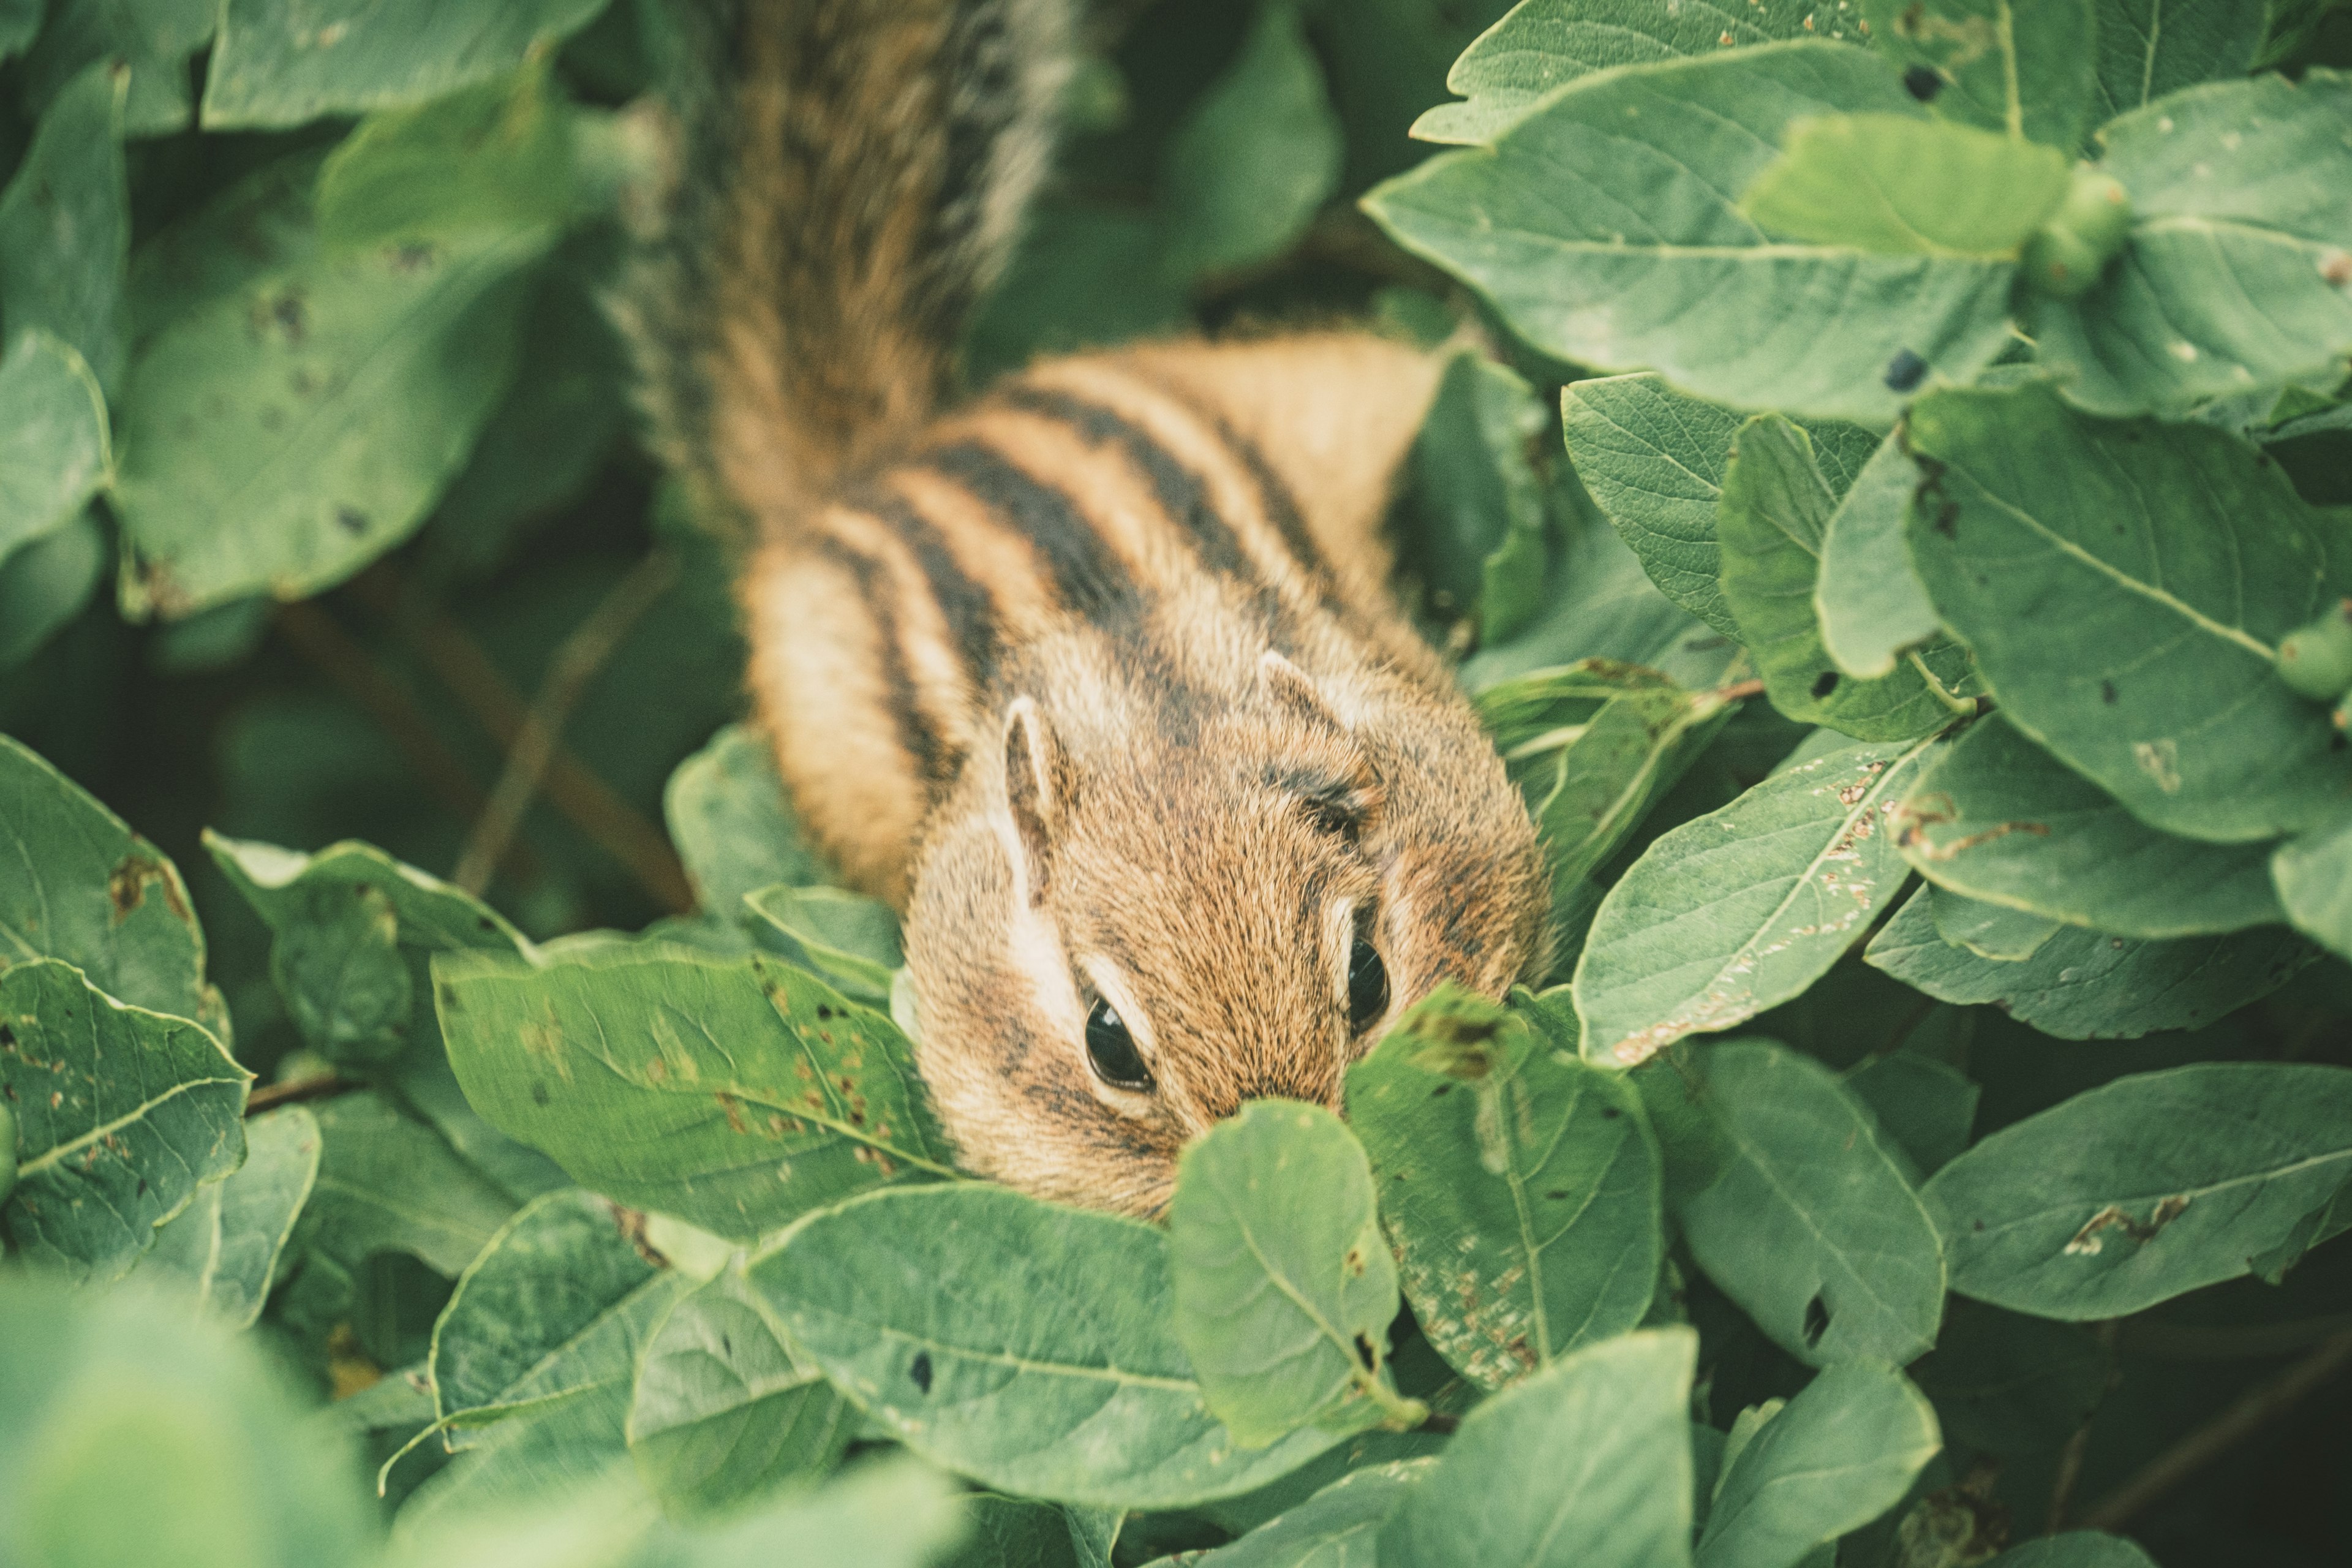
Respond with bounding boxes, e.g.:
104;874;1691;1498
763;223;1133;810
903;647;1547;1215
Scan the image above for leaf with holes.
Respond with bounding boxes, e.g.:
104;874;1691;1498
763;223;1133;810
1169;1101;1413;1446
1905;382;2348;842
1366;43;2016;424
1646;1039;1947;1366
1893;714;2287;937
436;945;954;1243
1574;735;1943;1067
1923;1061;2352;1319
1862;0;2099;150
143;1105;319;1327
0;959;249;1282
1346;987;1660;1392
751;1183;1343;1507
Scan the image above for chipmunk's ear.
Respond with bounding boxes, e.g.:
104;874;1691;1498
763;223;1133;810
1257;652;1384;839
1001;696;1068;905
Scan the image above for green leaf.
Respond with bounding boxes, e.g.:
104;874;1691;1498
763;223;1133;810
113;156;547;617
1923;1061;2352;1318
1378;1327;1696;1568
0;62;130;395
1561;372;1879;640
949;1497;1085;1568
1696;1363;1942;1568
17;0;214;138
2030;72;2352;416
1815;432;1943;679
1574;735;1942;1067
0;335;111;564
202;0;612;129
627;1268;853;1520
0;508;107;670
2;734;217;1025
1861;0;2099;148
2274;809;2352;962
437;945;953;1243
1169;1101;1414;1446
296;1090;518;1276
742;884;903;1005
0;959;250;1282
1866;883;2315;1038
0;1273;376;1568
1742;115;2070;258
406;1188;692;1515
752;1183;1341;1507
1411;0;1844;145
1717;415;1973;739
1905;382;2346;842
1931;887;2064;960
1894;715;2288;937
1410;349;1550;638
665;723;827;915
1346;987;1662;1390
144;1106;322;1328
1365;43;2016;424
1180;1460;1433;1568
315;61;582;249
2090;0;2269;125
1161;2;1343;279
1984;1535;2160;1568
1842;1054;1980;1178
1651;1040;1946;1366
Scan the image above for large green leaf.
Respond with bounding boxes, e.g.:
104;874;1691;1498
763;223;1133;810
2089;0;2268;126
1409;349;1550;639
1923;1061;2352;1318
1378;1328;1696;1568
751;1183;1340;1507
1695;1363;1942;1568
2;735;217;1026
1985;1536;2160;1568
1717;415;1972;739
112;156;547;617
144;1106;320;1328
1346;987;1660;1391
436;946;954;1243
295;1091;518;1278
1648;1040;1947;1366
0;62;129;395
627;1268;853;1520
1574;735;1942;1067
17;0;216;138
1861;0;2098;149
743;883;902;1006
1741;115;2071;258
1366;43;2015;424
0;960;249;1281
1865;883;2316;1039
2274;809;2352;962
315;62;582;249
1815;432;1942;679
0;509;105;671
0;1273;377;1568
1842;1053;1980;1179
2032;72;2352;417
1411;0;1841;145
0;334;111;567
1169;1101;1412;1446
1894;715;2287;937
663;724;826;916
1561;372;1879;641
1905;383;2347;842
202;0;612;129
1177;1460;1431;1568
1161;1;1343;279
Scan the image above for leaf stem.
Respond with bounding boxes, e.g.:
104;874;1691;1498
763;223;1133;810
245;1072;357;1116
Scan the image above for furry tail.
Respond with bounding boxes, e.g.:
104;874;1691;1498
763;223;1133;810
624;0;1069;534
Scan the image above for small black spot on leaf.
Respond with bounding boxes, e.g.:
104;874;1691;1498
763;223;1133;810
531;1081;551;1106
136;1178;148;1197
1883;349;1929;393
1600;1106;1622;1120
1811;670;1841;699
1352;1332;1378;1371
1545;1189;1571;1201
1803;1292;1831;1348
1902;65;1943;101
816;1005;834;1020
910;1350;933;1393
1431;1083;1453;1097
336;507;369;535
2101;679;2118;704
720;1333;733;1359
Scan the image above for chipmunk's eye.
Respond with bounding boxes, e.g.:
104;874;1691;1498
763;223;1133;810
1085;998;1152;1091
1348;938;1389;1035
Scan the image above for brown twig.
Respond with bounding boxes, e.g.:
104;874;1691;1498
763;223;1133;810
271;601;543;886
1715;679;1766;703
246;1072;358;1115
453;551;681;897
2078;1324;2352;1532
348;564;695;914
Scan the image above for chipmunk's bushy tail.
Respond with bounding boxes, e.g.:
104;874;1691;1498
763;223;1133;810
623;0;1069;535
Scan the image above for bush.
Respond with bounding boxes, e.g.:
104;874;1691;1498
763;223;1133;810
3;2;2351;1566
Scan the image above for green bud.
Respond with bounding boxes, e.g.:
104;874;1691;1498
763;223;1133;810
0;1101;15;1207
2276;599;2352;701
2022;167;2133;298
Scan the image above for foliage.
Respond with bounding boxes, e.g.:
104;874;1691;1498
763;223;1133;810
2;2;2350;1566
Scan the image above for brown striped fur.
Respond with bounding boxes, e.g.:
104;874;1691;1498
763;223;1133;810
634;1;1550;1213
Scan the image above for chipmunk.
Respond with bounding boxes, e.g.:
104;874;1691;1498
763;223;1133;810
628;0;1548;1215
